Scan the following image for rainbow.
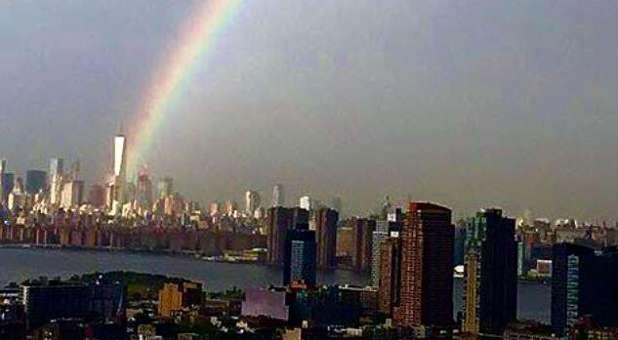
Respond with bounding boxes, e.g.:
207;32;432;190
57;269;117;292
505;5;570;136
127;0;243;174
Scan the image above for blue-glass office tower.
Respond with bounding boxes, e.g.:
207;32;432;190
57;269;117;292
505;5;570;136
283;229;316;287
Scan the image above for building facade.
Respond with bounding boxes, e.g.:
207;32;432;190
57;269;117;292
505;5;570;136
551;244;618;336
23;282;126;329
315;207;338;269
283;229;316;287
394;202;453;331
378;236;401;315
462;208;517;336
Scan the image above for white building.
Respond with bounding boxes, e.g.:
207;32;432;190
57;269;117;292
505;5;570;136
299;196;312;211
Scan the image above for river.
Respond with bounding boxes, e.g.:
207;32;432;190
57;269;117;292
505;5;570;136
0;248;550;323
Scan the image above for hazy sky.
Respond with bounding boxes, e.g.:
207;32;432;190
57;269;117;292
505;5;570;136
1;0;617;221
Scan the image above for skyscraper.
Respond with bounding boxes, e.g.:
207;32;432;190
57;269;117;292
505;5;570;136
372;222;390;287
378;236;401;315
49;158;64;180
315;207;339;269
462;209;517;336
272;184;284;207
112;133;127;204
551;244;618;336
266;207;309;265
351;218;376;272
1;172;15;205
299;196;312;211
49;158;64;205
60;180;84;209
245;190;260;215
394;202;454;331
283;229;317;287
25;170;47;195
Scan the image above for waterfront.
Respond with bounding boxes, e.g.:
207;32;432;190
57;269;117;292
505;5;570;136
0;248;550;323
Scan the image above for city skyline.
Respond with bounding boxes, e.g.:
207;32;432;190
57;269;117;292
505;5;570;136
2;1;618;220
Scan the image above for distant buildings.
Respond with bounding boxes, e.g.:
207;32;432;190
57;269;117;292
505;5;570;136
551;243;618;336
136;172;153;211
393;202;453;333
87;184;106;208
245;190;260;216
299;196;311;211
272;184;284;207
60;180;84;209
49;158;64;205
25;170;46;195
462;208;517;336
158;177;174;199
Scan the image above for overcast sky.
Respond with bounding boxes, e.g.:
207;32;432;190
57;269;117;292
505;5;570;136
1;0;617;221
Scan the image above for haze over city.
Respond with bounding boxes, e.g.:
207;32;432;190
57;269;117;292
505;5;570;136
1;0;617;220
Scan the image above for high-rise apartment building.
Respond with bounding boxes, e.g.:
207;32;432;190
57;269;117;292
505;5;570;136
394;202;453;331
351;218;376;272
378;236;401;315
551;244;618;336
267;207;293;265
371;214;403;288
315;207;339;269
283;229;316;287
462;209;517;336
